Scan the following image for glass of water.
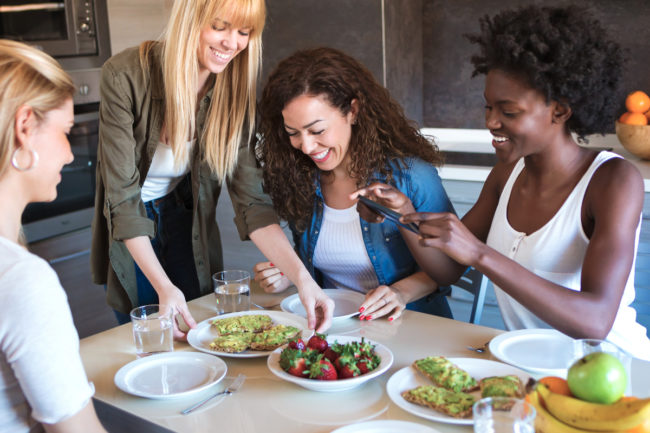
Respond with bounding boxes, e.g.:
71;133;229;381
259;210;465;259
213;270;251;314
130;304;173;357
473;397;535;433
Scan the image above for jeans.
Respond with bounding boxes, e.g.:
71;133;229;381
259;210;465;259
113;174;201;324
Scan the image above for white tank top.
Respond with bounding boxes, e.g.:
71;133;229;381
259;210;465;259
313;203;379;293
486;151;650;360
141;140;194;202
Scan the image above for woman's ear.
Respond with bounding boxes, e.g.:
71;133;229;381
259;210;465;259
551;101;572;124
349;98;359;124
14;105;36;147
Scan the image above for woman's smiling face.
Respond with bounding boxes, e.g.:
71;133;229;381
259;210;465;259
282;93;358;173
197;18;250;75
484;69;560;163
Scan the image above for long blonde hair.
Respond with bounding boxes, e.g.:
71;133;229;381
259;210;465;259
142;0;265;180
0;39;75;179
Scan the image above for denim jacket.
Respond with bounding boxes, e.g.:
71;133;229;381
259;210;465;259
292;156;454;292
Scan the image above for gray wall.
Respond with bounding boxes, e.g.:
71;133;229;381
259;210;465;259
262;0;650;130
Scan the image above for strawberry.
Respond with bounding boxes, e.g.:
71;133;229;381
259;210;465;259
288;337;306;351
308;355;338;380
335;354;361;378
279;348;310;378
323;347;339;363
307;333;328;353
356;354;379;374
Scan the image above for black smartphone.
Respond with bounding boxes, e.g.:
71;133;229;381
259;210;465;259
358;196;419;234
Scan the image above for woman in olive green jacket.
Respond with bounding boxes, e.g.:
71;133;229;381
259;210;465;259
91;0;333;339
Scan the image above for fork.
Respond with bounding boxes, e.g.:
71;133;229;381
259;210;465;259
467;341;490;353
180;374;246;415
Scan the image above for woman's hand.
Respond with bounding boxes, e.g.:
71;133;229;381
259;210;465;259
157;284;197;341
401;212;485;267
350;182;415;223
298;282;335;333
358;285;406;322
253;261;292;293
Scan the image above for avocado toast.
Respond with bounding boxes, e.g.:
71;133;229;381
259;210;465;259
413;356;479;393
208;314;301;353
401;385;475;418
479;375;525;398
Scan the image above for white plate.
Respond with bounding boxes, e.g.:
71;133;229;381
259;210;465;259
281;289;365;322
331;420;441;433
267;335;394;392
386;357;533;425
489;328;575;376
187;310;309;358
114;352;227;399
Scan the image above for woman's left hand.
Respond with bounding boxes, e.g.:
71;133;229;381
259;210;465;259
351;182;415;223
358;285;406;322
253;261;292;293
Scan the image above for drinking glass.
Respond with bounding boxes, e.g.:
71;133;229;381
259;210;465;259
130;304;173;357
571;339;632;394
473;397;535;433
213;270;251;314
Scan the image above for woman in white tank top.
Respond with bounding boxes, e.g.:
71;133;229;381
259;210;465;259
363;6;650;360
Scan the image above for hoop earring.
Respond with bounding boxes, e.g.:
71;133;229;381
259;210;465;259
11;147;39;172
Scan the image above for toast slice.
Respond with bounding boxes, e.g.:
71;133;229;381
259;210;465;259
413;356;479;392
402;385;475;418
479;375;525;398
211;314;273;335
209;333;253;353
249;324;301;351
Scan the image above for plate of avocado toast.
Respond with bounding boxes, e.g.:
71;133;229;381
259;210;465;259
187;311;309;358
386;357;532;425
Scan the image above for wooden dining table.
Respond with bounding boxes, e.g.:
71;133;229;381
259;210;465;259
80;285;650;433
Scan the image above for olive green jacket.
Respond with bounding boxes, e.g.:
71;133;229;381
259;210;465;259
90;43;278;314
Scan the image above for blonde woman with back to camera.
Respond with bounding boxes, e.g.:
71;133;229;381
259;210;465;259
91;0;334;336
0;40;107;433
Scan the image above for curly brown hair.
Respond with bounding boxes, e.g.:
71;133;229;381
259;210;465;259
258;47;442;230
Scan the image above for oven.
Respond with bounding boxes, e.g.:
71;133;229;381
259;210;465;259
2;0;111;242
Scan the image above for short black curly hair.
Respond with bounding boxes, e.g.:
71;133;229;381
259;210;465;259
466;5;625;140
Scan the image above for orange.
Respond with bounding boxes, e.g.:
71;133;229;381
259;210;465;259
626;417;650;433
620;112;632;123
626;91;650;113
538;376;572;396
621;112;649;126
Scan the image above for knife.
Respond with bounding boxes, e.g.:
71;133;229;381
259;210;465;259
180;374;246;415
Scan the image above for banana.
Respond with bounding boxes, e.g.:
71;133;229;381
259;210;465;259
527;390;624;433
537;384;650;431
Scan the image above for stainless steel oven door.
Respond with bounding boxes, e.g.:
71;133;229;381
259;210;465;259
0;0;97;57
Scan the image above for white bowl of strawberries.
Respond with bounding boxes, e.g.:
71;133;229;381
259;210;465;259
267;333;394;392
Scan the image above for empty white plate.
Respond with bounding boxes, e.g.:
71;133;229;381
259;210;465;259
114;352;227;399
489;328;575;376
281;289;365;322
331;420;441;433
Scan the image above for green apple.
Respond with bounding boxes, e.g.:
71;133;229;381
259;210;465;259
567;352;627;404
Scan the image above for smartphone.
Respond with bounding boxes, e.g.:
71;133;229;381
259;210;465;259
358;196;419;234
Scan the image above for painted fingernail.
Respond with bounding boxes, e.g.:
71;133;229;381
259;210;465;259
359;315;365;320
269;262;274;266
280;272;284;276
366;315;372;320
359;306;365;313
389;317;394;322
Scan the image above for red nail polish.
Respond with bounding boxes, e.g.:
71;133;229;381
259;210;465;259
269;262;274;266
359;306;365;313
389;317;394;322
359;315;365;320
280;272;284;276
366;315;372;320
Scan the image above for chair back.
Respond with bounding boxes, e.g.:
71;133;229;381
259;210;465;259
452;267;489;324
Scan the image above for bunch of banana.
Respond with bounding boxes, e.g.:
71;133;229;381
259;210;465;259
527;384;650;433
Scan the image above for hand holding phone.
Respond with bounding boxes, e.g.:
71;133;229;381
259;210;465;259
358;196;419;234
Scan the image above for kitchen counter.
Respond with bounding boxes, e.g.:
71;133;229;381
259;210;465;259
424;128;650;192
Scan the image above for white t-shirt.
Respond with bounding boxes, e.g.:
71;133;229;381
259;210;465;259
486;152;650;360
0;237;93;433
313;204;379;292
141;140;193;202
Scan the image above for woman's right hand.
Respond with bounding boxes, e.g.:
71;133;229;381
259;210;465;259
253;261;292;293
350;182;415;223
157;284;197;341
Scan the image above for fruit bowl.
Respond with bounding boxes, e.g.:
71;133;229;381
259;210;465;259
616;121;650;160
267;335;394;392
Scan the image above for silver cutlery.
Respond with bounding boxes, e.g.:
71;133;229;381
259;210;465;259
467;341;490;353
180;374;245;415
